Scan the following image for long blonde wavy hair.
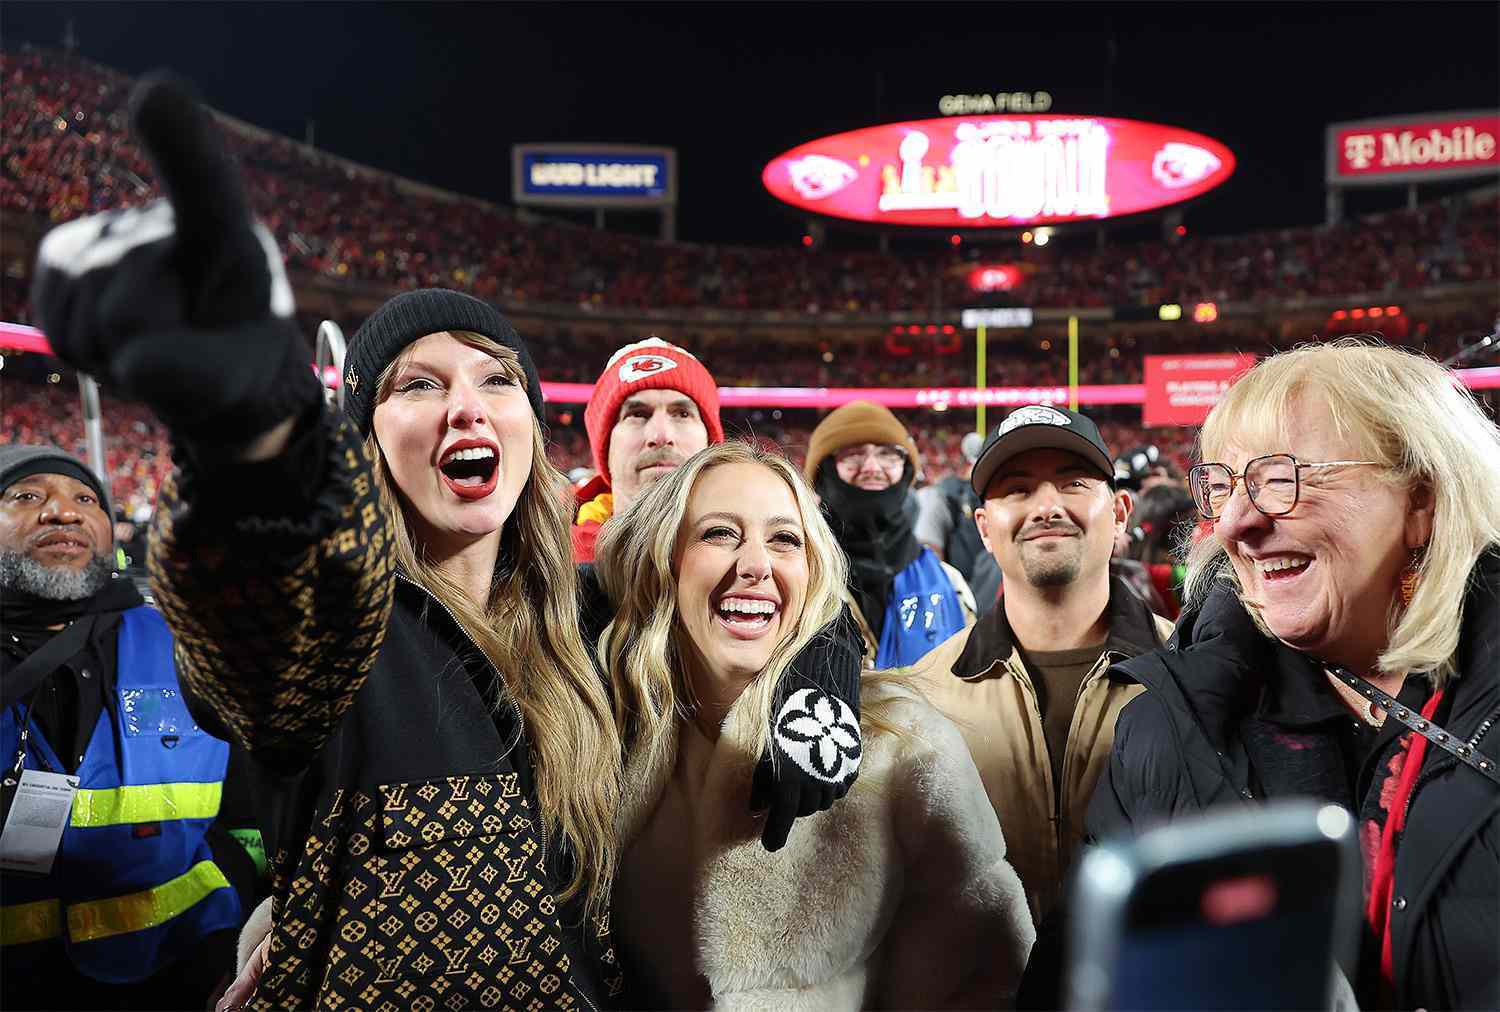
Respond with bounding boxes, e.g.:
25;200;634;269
594;440;910;778
1184;337;1500;685
367;330;620;912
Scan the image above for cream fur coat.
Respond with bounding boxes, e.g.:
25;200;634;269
613;682;1036;1011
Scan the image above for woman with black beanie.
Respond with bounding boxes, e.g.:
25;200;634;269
31;75;863;1010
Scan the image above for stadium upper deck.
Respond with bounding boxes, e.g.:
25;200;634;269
4;45;1496;329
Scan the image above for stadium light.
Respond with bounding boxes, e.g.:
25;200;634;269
1021;231;1034;244
1034;228;1052;247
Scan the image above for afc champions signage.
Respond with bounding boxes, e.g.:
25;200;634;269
761;115;1235;228
1328;111;1499;186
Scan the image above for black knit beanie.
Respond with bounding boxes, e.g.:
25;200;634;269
0;444;113;519
342;289;544;435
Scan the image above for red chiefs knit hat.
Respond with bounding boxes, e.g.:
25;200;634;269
584;338;724;485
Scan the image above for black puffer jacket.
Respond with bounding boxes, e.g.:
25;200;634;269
1087;552;1500;1011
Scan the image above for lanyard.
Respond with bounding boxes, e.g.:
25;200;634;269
4;692;56;788
1;618;99;786
1328;667;1500;786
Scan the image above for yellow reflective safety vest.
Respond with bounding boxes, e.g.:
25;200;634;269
1;607;240;983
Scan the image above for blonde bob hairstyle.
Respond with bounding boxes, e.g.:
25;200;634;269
595;440;910;775
366;330;620;914
1184;337;1500;684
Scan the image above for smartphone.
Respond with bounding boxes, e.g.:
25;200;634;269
1066;801;1361;1011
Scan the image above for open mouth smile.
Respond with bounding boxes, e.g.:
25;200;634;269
713;594;781;639
1254;554;1312;582
437;440;500;501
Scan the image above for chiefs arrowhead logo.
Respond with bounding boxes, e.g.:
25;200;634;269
619;354;678;384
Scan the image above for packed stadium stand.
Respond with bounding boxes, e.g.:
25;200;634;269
4;45;1497;512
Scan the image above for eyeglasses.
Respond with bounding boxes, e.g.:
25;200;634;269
1188;454;1380;519
834;444;909;471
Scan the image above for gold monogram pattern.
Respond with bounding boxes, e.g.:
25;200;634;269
148;411;619;1007
249;774;619;1011
150;413;394;767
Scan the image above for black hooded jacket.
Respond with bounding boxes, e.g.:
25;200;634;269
1086;551;1500;1011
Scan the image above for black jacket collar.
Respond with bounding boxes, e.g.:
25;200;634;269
1117;548;1500;754
1449;548;1500;743
952;573;1166;680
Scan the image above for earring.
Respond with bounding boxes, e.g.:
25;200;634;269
1400;548;1423;607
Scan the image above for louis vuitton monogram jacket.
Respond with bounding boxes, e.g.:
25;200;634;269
148;407;621;1012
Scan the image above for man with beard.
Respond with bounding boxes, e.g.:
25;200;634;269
903;406;1175;925
573;338;724;562
0;446;250;1010
803;401;976;667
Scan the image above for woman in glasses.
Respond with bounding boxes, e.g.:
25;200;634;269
1087;339;1500;1011
803;401;977;668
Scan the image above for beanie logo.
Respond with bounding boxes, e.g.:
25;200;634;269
999;405;1069;435
618;354;678;384
344;368;360;395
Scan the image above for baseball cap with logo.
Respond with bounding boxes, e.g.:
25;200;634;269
970;404;1116;498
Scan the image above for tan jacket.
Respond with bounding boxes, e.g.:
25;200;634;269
902;577;1174;923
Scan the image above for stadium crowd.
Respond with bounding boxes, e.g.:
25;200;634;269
4;45;1496;320
4;41;1494;498
0;368;1197;515
2;36;1498;1012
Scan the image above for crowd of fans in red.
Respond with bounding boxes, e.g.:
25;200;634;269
1;378;171;520
5;46;1497;318
3;45;1497;516
0;369;1198;508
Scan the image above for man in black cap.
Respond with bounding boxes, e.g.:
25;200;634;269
0;445;254;1010
903;405;1174;926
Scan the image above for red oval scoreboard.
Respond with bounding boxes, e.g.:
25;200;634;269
762;115;1236;228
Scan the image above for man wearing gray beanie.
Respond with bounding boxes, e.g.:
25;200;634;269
0;445;254;1010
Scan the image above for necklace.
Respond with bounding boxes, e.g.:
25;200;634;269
1325;669;1387;727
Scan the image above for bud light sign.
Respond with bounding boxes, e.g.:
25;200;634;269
762;116;1235;227
512;144;676;207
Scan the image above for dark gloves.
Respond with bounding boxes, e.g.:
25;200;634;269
750;605;865;851
31;72;320;447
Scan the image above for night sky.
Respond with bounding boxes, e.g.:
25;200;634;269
5;2;1498;248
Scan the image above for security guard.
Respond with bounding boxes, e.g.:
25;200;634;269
0;445;249;1010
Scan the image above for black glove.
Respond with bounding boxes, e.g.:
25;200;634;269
750;605;864;851
31;72;320;446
